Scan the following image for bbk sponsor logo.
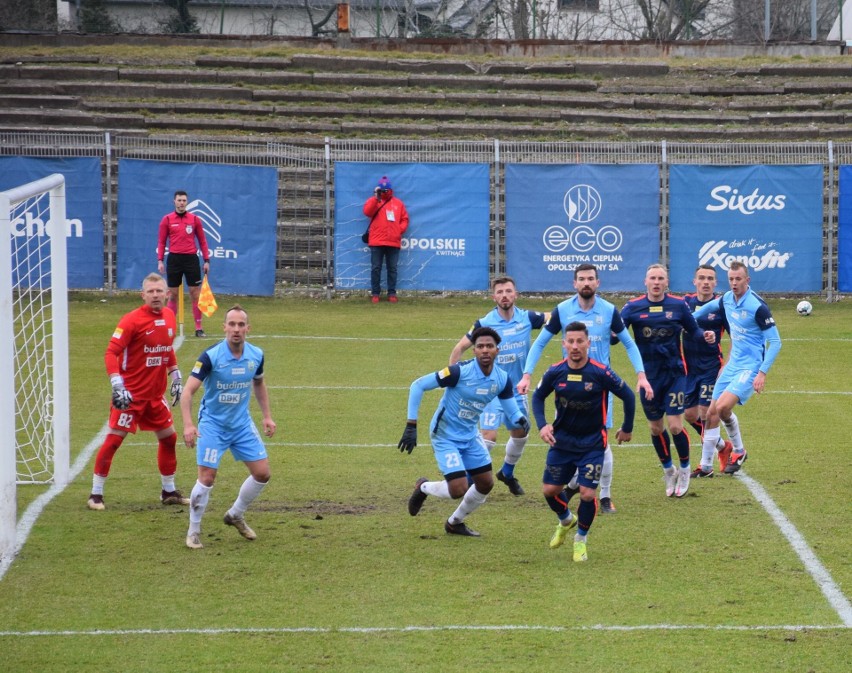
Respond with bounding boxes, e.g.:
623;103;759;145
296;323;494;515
699;240;792;272
540;184;624;272
402;237;466;257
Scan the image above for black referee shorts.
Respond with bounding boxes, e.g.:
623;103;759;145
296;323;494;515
166;253;203;288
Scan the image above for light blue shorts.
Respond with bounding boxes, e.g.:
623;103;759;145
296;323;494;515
196;421;268;468
713;366;758;405
431;434;491;477
479;393;528;431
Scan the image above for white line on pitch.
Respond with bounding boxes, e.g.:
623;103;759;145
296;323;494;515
267;386;852;395
245;334;852;343
0;336;186;583
737;472;852;627
0;623;848;638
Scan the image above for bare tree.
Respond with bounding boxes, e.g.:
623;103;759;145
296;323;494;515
730;0;837;41
0;0;56;31
302;0;338;36
162;0;200;33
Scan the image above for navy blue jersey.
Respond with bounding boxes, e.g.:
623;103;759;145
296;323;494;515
683;293;726;376
620;293;706;380
532;358;635;444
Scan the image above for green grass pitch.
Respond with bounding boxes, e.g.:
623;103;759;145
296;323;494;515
1;292;850;672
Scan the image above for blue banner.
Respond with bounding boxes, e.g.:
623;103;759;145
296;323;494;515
117;160;278;295
504;164;660;292
334;163;490;291
0;156;104;288
839;165;852;292
669;165;823;292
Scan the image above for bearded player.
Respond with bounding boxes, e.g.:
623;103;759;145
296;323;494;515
87;273;189;511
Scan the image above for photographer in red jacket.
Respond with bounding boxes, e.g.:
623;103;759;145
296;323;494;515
363;176;410;303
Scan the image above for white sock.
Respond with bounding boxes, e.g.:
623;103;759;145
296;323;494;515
228;476;267;519
482;438;496;453
188;480;213;534
701;426;721;470
422;480;451;499
504;436;528;465
449;484;488;524
715;436;727;450
161;473;177;492
723;412;743;451
599;445;614;499
567;472;579;490
91;474;106;496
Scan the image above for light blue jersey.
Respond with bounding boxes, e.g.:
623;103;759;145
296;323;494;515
407;359;523;443
467;307;547;388
524;294;646;376
190;340;266;431
693;287;781;374
466;306;545;430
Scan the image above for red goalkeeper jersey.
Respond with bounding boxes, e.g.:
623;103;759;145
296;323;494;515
105;305;178;401
157;210;210;260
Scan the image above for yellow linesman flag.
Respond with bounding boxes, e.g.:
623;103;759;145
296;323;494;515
198;275;218;318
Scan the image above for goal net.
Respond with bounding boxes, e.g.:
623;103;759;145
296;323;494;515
1;174;70;557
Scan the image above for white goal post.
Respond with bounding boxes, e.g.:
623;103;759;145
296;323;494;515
0;174;70;560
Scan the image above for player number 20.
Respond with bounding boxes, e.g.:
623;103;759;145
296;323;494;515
667;391;685;407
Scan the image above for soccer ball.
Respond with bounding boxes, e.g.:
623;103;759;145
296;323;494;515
796;300;813;317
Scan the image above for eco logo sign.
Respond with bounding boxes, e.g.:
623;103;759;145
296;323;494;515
540;184;624;271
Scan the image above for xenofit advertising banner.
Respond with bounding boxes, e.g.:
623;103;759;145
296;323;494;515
0;156;104;288
669;165;823;292
838;165;852;292
334;162;490;291
117;159;278;295
504;164;660;292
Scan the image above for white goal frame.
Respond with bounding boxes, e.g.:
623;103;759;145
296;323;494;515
0;174;70;560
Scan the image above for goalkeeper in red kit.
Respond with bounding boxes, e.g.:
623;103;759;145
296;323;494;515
87;273;189;511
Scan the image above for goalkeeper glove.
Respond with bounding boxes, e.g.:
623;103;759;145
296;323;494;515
516;416;531;434
169;370;183;407
110;375;133;411
398;422;417;454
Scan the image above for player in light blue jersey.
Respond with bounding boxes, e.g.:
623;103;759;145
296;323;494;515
449;276;548;497
692;260;782;474
400;327;530;538
180;305;277;549
516;264;652;514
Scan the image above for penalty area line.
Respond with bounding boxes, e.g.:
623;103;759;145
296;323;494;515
0;623;849;638
0;337;186;583
738;472;852;627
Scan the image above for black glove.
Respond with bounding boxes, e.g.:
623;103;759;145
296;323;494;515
398;422;417;454
516;416;531;434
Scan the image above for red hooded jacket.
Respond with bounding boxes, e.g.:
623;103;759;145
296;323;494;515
363;190;409;248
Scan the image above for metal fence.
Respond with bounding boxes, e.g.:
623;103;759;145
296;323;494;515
1;132;849;298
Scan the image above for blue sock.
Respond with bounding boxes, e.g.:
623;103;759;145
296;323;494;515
501;462;515;478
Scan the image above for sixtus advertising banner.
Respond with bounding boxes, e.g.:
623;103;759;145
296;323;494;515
504;164;660;292
669;165;823;292
334;162;489;291
838;165;852;292
117;159;278;295
0;156;104;288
